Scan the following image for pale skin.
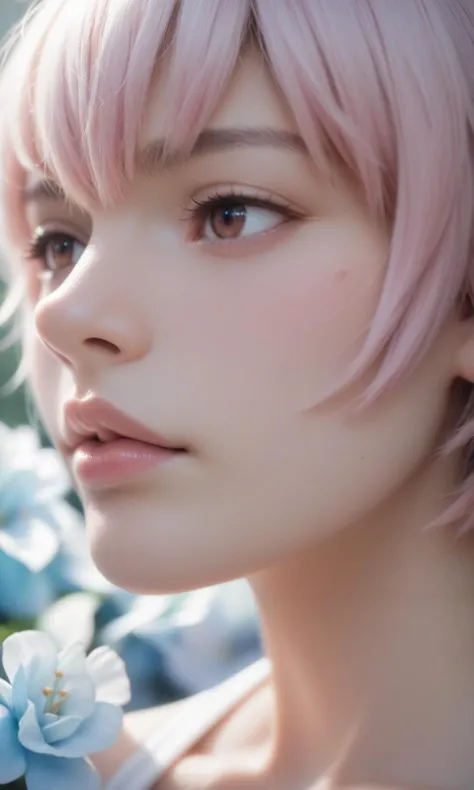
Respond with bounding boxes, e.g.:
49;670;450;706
19;50;474;789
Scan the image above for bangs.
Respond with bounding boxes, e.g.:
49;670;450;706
0;0;473;400
2;0;251;210
1;0;397;227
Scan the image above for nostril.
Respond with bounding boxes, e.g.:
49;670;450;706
84;338;121;355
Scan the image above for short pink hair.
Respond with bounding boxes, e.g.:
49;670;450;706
1;0;474;529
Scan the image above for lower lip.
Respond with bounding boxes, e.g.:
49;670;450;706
72;438;185;486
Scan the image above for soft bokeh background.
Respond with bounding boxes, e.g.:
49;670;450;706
0;6;29;429
0;2;262;786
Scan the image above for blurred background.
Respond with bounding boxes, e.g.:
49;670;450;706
0;1;29;428
0;0;262;734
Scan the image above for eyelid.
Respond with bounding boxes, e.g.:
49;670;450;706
186;183;306;215
27;221;89;249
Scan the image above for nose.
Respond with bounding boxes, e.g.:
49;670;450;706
34;248;152;370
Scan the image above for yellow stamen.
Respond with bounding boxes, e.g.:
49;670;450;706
43;671;69;715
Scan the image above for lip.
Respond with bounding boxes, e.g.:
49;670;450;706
61;396;187;487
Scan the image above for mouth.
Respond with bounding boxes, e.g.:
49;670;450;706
62;397;189;487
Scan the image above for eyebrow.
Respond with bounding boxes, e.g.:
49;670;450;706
137;127;307;173
22;179;67;204
22;127;307;203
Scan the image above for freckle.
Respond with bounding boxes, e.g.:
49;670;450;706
335;269;348;283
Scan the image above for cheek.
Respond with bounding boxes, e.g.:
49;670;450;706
254;266;378;400
190;229;385;410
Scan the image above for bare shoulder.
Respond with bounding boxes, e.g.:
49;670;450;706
91;671;272;787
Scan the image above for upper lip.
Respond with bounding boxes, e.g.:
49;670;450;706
61;396;185;454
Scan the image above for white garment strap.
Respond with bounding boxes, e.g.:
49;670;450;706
105;657;271;790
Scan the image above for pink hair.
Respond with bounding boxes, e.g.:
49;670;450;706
1;0;474;529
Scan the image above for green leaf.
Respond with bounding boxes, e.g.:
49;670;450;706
0;620;35;644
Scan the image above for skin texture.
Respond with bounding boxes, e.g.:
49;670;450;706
21;53;474;789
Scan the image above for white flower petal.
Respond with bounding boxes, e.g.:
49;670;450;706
5;426;39;460
0;517;59;572
58;674;95;720
101;594;175;642
38;593;100;651
57;643;88;676
2;631;57;684
31;450;71;500
86;647;131;706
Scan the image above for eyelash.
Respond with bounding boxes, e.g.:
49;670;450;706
184;188;303;237
25;233;76;266
24;189;304;269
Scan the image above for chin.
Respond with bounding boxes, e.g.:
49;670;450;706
84;505;238;596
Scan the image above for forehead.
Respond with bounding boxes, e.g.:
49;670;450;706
140;51;298;148
22;51;304;209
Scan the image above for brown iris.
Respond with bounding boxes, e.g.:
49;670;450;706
209;203;247;239
47;236;77;271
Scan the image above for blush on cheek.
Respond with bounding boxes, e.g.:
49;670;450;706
252;263;381;405
335;268;349;283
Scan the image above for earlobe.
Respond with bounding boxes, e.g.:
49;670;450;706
454;318;474;383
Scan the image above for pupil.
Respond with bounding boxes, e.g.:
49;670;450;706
209;202;247;239
222;207;241;225
46;237;75;271
55;240;70;255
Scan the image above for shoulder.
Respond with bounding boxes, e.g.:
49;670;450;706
91;663;272;788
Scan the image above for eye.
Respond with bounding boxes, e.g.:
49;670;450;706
204;202;280;241
26;231;85;276
188;193;303;243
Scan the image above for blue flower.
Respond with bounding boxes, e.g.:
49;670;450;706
40;590;177;711
0;630;130;789
0;423;106;619
101;580;262;695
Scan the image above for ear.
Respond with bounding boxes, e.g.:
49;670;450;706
454;317;474;383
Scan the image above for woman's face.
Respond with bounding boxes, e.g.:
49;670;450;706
24;53;457;593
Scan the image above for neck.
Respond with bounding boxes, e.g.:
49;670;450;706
249;457;474;789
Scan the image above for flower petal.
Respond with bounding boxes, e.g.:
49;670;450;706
0;705;27;783
21;698;122;758
42;714;83;744
56;702;123;757
38;593;100;651
31;448;72;499
25;753;100;790
0;556;53;620
57;675;95;720
86;646;131;706
2;631;57;684
56;646;96;720
0;516;59;572
57;642;88;676
12;665;29;722
0;679;12;706
18;702;51;754
25;655;61;723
